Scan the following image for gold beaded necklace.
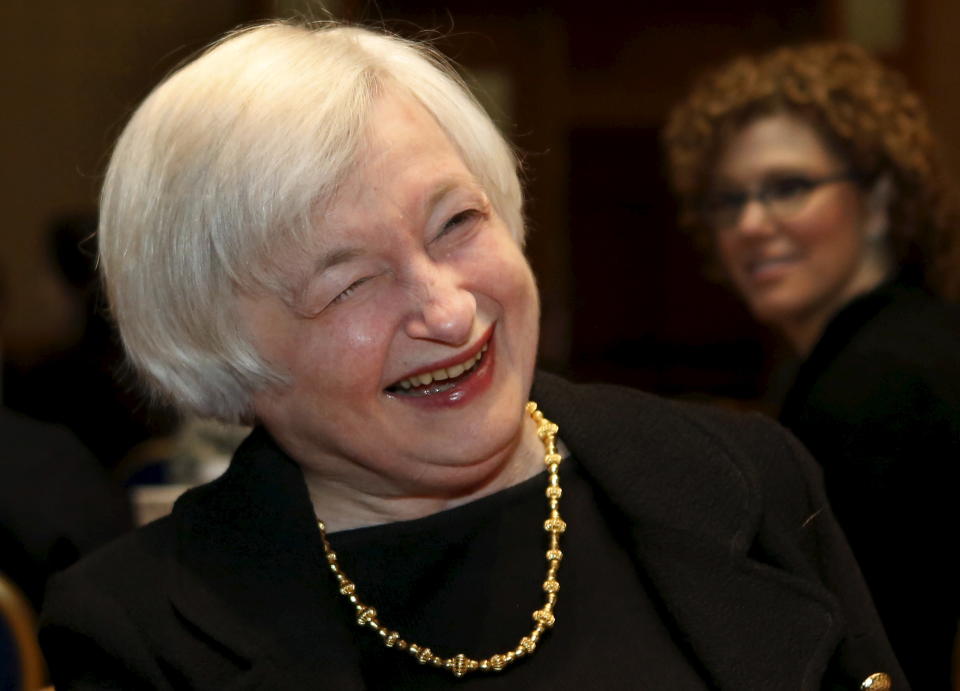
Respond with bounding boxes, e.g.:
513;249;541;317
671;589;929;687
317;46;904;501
316;401;565;679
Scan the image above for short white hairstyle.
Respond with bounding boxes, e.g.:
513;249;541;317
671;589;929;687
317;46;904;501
99;21;525;422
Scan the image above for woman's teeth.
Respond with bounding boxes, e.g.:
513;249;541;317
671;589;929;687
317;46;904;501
395;343;488;392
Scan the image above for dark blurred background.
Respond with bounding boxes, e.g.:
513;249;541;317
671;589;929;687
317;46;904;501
2;0;958;460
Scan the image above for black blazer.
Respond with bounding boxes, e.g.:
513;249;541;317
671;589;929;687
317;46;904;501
780;280;960;689
40;373;905;689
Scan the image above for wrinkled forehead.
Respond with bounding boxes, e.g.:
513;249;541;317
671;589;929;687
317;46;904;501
250;90;492;291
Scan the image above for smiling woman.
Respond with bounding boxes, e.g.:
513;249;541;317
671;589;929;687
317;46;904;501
39;22;905;690
665;42;960;689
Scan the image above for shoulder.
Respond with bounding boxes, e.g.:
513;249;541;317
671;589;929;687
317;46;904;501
42;516;175;617
0;407;116;507
534;369;801;467
0;406;96;468
533;371;820;539
0;407;132;596
817;288;960;387
791;289;960;433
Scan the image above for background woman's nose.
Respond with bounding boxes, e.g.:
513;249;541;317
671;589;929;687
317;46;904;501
733;198;776;237
404;270;476;345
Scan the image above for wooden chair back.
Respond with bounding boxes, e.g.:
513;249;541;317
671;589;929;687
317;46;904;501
0;572;45;691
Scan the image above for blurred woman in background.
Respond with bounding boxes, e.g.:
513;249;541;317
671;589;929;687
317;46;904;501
665;42;960;689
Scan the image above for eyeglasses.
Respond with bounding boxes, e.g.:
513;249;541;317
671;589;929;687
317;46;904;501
701;172;860;231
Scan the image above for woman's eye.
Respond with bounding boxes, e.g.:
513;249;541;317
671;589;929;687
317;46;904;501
707;192;745;211
766;177;814;200
330;277;370;306
436;209;481;240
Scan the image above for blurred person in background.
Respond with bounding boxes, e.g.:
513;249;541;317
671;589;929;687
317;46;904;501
0;270;133;613
2;215;177;472
38;21;904;689
665;41;960;689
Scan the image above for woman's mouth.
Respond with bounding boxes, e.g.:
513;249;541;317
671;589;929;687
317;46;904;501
745;254;799;281
386;342;490;398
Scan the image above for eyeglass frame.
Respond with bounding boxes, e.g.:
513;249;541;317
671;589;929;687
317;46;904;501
699;171;864;232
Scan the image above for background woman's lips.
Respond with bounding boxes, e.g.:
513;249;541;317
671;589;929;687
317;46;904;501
745;255;800;281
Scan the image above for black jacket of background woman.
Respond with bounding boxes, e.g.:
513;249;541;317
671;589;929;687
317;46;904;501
780;279;960;690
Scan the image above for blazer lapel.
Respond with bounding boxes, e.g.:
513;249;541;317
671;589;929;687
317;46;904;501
166;428;365;690
533;372;843;690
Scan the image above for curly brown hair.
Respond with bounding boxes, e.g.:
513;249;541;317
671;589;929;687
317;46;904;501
663;41;960;299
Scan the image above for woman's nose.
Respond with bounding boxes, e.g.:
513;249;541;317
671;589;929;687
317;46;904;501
404;266;476;346
734;199;776;237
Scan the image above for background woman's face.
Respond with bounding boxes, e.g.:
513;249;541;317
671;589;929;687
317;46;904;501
241;91;540;496
710;113;890;346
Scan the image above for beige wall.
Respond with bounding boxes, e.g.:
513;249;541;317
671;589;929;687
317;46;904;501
0;1;256;360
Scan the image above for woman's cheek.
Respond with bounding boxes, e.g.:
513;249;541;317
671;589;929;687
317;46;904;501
324;308;389;371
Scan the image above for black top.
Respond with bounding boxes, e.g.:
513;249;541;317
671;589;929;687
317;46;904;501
0;407;132;611
333;457;708;690
40;372;905;690
780;280;960;690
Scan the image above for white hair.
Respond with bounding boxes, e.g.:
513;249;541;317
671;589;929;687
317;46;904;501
99;21;524;422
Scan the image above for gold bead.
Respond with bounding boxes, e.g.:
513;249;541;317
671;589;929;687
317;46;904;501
416;647;433;664
546;549;563;561
537;423;558;439
544;517;567;534
545;486;562;499
533;608;556;627
339;581;356;595
448;654;476;677
543;578;560;593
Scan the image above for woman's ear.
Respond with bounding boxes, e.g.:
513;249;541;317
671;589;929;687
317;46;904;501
864;173;894;242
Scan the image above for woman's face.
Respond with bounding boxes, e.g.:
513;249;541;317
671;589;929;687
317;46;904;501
241;91;540;497
710;113;890;349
